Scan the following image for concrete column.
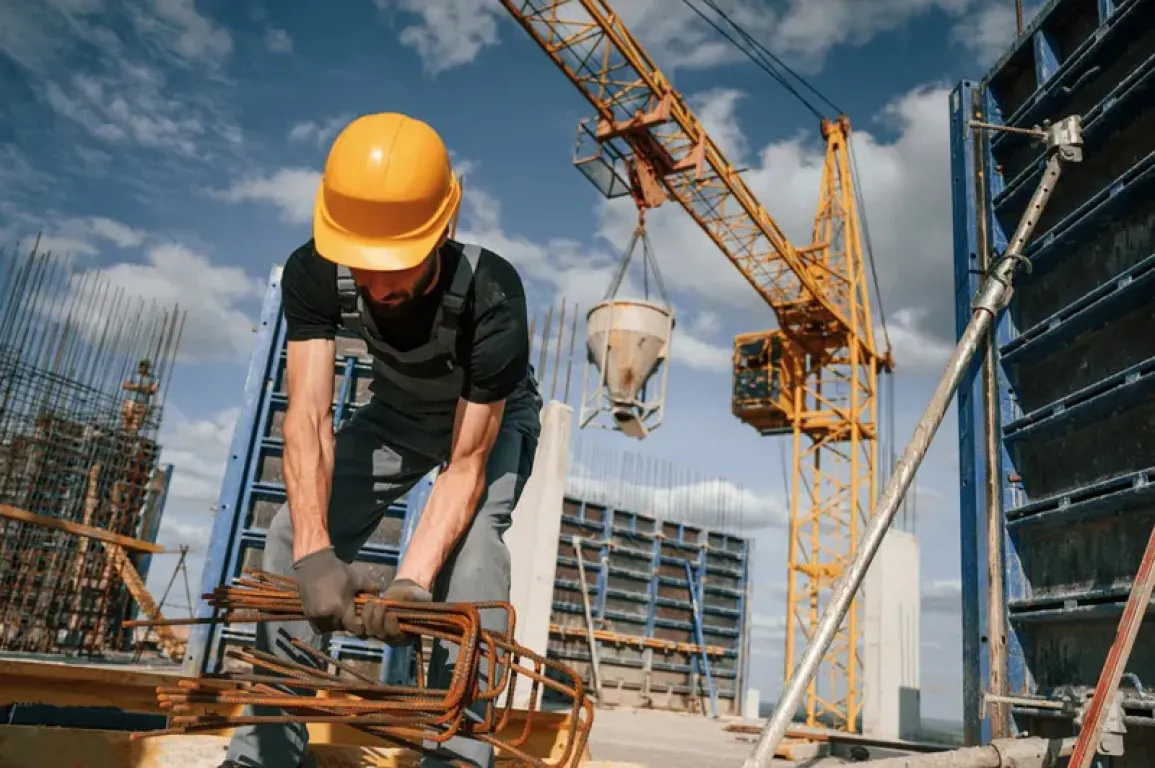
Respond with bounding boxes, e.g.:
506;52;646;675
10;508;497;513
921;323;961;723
863;528;922;740
504;400;572;708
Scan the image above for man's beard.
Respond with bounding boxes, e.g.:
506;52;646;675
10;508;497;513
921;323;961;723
363;254;438;318
367;294;415;318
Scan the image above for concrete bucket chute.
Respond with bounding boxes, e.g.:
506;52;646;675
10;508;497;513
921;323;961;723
579;215;674;440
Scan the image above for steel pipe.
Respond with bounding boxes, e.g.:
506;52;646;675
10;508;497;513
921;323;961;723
853;736;1074;767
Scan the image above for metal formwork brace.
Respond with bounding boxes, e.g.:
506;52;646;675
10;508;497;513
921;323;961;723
572;535;605;702
684;560;718;719
743;114;1085;767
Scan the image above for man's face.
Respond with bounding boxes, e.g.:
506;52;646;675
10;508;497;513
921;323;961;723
351;249;439;317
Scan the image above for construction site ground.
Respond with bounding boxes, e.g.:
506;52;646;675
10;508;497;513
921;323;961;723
0;654;813;767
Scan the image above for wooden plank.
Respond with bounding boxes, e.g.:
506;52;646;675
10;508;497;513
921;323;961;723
0;504;165;553
0;659;182;712
0;658;592;761
549;624;729;657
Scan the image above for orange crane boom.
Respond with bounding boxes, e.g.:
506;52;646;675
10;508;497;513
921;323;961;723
500;0;893;731
501;0;856;342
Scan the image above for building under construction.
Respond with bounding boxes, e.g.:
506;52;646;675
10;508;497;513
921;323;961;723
0;238;184;657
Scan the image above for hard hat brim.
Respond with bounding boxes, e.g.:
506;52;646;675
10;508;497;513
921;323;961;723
312;175;462;272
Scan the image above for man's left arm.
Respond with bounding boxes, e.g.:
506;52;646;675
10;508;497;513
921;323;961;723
393;397;506;589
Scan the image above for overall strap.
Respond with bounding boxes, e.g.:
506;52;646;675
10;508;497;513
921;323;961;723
435;244;482;354
334;263;391;356
335;264;364;331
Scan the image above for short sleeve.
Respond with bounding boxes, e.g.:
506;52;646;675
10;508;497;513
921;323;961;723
463;252;530;404
282;243;340;342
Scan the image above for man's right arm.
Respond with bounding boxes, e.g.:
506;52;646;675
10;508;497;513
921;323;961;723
283;337;336;562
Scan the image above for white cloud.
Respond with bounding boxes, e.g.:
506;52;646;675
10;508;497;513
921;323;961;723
0;1;240;158
265;27;293;54
145;407;241;615
88;216;147;248
951;0;1045;68
374;0;503;75
68;240;266;363
751;612;787;642
922;578;961;613
458;186;624;312
595;82;960;373
43;67;210;156
671;311;732;372
567;443;786;530
126;0;234;64
287;114;353;148
3;215;263;363
208;168;321;225
691;88;750;164
883;308;955;372
373;0;1030;76
161;406;240;505
117;242;264;360
2;214;147;258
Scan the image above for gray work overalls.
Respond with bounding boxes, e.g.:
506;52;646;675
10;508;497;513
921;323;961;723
227;243;542;768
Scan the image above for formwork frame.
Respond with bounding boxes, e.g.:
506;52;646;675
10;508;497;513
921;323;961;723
951;0;1155;756
183;267;434;680
550;497;752;716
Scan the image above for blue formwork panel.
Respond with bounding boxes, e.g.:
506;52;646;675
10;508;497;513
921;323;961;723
950;0;1155;755
183;266;434;681
548;497;752;717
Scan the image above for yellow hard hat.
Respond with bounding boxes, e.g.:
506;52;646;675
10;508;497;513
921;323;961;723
313;112;461;271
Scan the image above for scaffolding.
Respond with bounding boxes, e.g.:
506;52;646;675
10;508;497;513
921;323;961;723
0;237;185;656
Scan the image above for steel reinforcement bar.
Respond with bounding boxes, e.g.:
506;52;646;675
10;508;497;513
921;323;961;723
128;569;595;767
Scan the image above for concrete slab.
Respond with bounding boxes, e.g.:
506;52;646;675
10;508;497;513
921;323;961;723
584;708;796;768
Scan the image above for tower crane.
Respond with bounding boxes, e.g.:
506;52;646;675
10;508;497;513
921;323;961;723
498;0;895;732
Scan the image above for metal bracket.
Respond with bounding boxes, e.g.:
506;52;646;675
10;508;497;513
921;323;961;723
981;691;1069;719
1074;691;1127;757
969;115;1083;316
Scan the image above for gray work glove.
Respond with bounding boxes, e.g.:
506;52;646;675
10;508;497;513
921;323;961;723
293;546;374;635
361;578;433;646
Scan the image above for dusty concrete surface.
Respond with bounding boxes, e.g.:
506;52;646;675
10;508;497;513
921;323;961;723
584;707;797;768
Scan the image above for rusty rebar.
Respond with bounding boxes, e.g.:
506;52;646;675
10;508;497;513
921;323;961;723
130;569;594;767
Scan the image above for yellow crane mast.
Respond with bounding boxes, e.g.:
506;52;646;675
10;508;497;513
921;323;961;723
499;0;894;731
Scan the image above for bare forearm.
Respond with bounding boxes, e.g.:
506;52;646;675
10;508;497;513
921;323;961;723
395;461;487;590
284;417;335;562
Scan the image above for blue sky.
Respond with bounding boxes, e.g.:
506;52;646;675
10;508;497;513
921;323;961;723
0;0;1041;724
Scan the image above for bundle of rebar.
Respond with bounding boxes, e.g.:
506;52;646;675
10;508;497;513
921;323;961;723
132;569;595;767
0;236;185;655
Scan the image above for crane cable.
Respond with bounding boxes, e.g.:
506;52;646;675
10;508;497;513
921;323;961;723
681;0;899;481
679;0;893;360
678;0;824;120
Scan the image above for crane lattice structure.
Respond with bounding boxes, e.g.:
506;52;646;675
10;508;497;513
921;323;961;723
499;0;894;731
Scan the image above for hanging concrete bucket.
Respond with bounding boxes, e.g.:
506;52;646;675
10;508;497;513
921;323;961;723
583;298;675;439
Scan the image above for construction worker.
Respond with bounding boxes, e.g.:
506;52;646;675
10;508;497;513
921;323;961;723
221;112;541;768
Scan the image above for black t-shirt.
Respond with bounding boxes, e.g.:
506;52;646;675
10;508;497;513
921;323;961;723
281;239;530;404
